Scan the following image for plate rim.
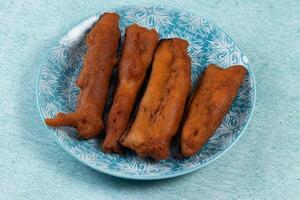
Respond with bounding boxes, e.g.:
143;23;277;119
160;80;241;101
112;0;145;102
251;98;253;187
36;4;256;180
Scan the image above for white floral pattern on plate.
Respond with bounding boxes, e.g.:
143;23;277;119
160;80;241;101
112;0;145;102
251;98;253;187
36;5;255;180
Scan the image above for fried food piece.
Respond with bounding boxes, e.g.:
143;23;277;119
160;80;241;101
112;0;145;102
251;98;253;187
102;24;159;153
180;64;247;157
45;13;120;139
120;39;191;160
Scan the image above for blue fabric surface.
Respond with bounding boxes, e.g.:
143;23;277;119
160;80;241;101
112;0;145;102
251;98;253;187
0;0;299;199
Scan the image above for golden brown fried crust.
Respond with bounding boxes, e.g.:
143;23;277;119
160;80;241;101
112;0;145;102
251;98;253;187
44;13;120;139
102;24;159;153
120;38;191;160
180;64;247;157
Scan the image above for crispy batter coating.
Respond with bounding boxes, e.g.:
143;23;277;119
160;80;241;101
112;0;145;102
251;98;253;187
102;24;159;153
180;64;247;157
120;39;191;160
45;13;120;139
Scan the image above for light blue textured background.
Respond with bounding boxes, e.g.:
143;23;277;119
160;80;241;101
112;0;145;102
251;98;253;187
0;0;299;199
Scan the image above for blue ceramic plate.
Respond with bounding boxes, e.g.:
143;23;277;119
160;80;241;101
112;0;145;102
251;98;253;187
36;5;256;180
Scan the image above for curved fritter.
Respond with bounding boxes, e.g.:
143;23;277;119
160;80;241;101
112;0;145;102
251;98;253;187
180;64;247;157
45;13;121;139
102;24;159;153
120;38;191;160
